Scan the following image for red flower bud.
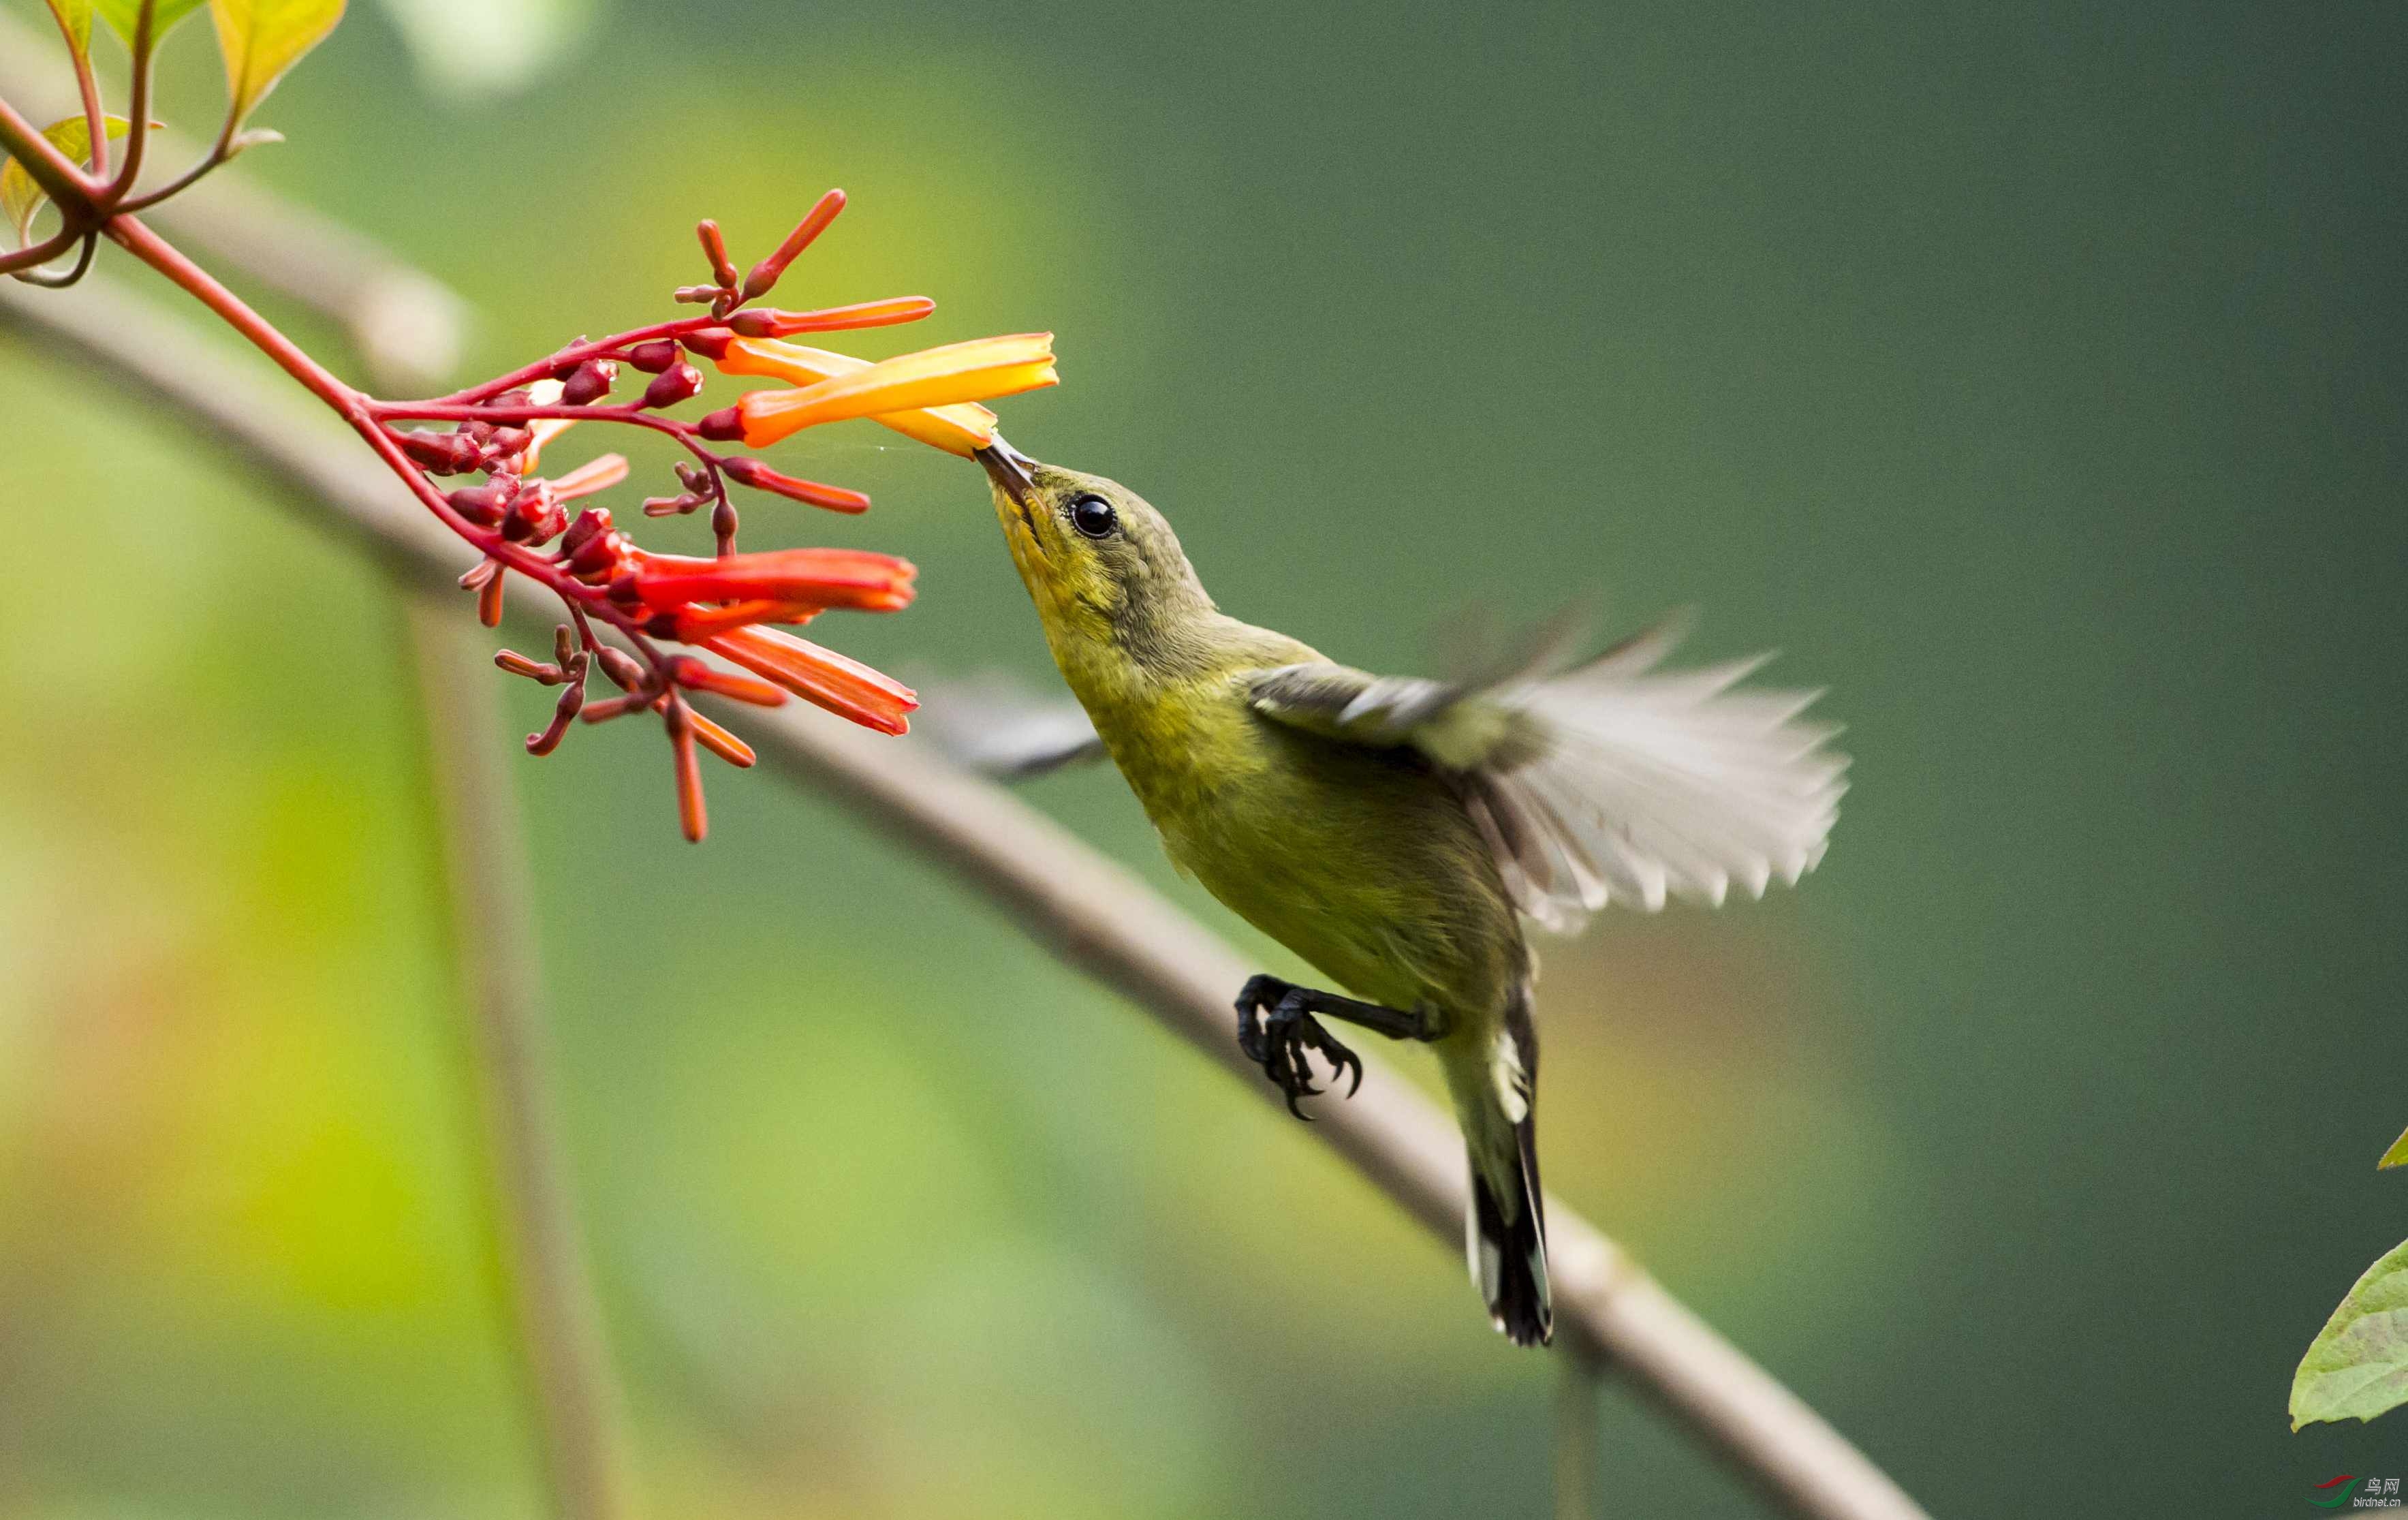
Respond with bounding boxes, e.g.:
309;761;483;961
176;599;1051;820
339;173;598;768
528;681;585;756
680;327;736;361
399;429;480;475
696;218;740;290
719;455;871;514
642;362;704;409
495;649;564;684
595;647;648;692
560;506;612;555
448;481;514;527
503;480;567;544
742;188;845;302
561;359;617;405
580;693;657;724
627;339;681;373
696;406;744;441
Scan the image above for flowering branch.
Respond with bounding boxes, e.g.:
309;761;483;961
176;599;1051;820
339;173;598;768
2;1;1059;840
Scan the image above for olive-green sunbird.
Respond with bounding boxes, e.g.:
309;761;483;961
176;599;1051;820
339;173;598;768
973;446;1847;1346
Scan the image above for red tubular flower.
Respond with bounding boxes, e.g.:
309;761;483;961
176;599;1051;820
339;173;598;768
700;625;918;734
627;548;916;613
743;188;847;301
719;455;871;514
695;219;740;292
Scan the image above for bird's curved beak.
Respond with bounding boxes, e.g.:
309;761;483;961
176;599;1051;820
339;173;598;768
976;439;1045;559
976;440;1037;512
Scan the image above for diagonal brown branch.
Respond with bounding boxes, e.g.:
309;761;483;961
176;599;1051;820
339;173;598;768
0;268;1930;1520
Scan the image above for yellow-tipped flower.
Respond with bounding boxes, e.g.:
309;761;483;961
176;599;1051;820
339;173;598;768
717;338;999;454
730;333;1057;451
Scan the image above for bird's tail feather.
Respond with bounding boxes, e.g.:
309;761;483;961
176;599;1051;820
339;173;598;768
1456;987;1551;1347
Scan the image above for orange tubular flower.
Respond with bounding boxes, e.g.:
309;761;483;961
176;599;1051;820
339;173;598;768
733;333;1057;450
667;600;824;642
700;625;918;734
685;709;758;768
719;455;871;514
715;337;1001;456
627;548;916;613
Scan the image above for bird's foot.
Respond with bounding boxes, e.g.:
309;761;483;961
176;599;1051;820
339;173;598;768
1234;974;1364;1120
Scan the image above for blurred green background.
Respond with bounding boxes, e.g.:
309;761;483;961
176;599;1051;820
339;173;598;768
3;1;2405;1515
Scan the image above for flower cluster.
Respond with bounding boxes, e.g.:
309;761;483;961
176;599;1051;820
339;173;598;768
364;190;1059;841
4;0;1055;843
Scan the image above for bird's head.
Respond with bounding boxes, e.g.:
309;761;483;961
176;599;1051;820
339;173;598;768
976;444;1213;647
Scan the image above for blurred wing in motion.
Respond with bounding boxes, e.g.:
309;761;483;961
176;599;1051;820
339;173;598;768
1245;616;1848;934
911;670;1106;779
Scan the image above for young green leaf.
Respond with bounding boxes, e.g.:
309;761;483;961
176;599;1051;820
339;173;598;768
44;0;96;56
2295;1237;2408;1427
1;114;129;243
208;0;347;132
2379;1126;2408;1170
91;0;209;48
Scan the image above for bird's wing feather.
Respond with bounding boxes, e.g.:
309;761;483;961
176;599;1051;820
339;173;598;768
1245;619;1848;933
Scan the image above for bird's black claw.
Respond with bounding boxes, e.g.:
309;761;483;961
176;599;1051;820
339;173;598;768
1332;1043;1364;1098
1235;976;1361;1121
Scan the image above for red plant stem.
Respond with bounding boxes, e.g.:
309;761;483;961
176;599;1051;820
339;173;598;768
369;401;719;458
103;214;670;665
0;91;98;210
15;232;97;288
369;401;739;546
414;316;729;409
54;13;108;179
0;224;87;276
101;3;156;202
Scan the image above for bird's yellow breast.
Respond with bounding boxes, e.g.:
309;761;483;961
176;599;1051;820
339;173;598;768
1057;641;1523;1021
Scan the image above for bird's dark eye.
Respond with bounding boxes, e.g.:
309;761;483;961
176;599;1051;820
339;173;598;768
1067;495;1118;539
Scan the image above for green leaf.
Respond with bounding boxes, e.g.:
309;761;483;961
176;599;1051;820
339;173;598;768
44;0;95;57
91;0;210;48
2379;1125;2408;1170
1;114;129;243
208;0;346;130
2295;1237;2408;1427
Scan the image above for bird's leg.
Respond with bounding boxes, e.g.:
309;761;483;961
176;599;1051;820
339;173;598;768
1233;974;1439;1120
